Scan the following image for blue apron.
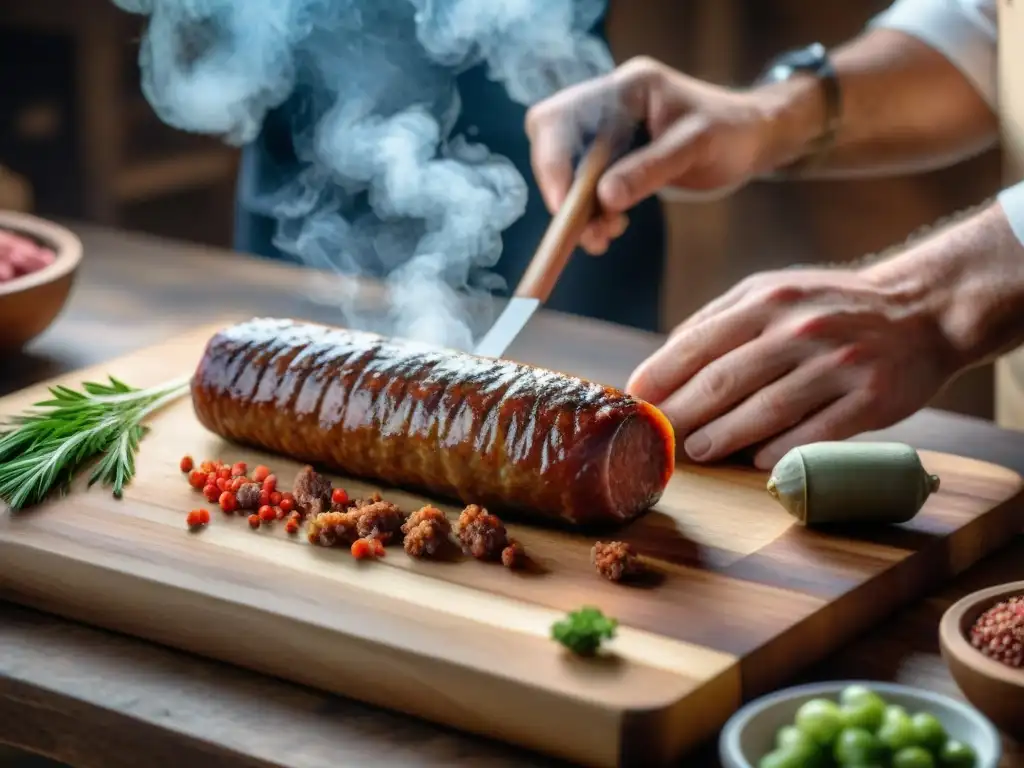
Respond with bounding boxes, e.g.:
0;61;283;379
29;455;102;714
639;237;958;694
233;22;666;333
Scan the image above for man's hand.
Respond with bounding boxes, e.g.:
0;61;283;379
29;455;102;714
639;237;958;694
524;28;1000;256
625;266;960;470
524;56;819;255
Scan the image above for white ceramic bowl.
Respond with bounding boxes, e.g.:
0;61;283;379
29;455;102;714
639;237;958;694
719;680;1002;768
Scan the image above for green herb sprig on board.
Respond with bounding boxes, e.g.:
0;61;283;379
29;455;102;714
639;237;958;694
551;605;618;656
0;375;192;511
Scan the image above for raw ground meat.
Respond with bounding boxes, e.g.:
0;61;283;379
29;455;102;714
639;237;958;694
401;505;452;558
457;504;509;561
292;465;332;516
307;500;405;547
0;229;55;285
500;539;525;569
331;491;382;513
352;500;404;543
306;511;358;547
591;541;644;582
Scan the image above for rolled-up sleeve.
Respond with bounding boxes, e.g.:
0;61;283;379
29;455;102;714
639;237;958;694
998;182;1024;246
869;0;998;109
871;0;1024;243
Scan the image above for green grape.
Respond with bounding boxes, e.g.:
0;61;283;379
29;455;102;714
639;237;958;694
909;711;947;752
893;746;937;768
884;704;909;722
795;698;844;746
772;725;825;767
877;707;917;752
776;725;818;753
833;726;884;766
840;695;887;731
758;748;808;768
839;684;877;706
939;739;978;768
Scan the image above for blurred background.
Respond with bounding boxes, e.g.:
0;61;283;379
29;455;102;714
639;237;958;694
0;0;1002;405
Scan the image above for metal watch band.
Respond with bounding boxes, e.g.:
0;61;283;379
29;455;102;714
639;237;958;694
757;43;843;175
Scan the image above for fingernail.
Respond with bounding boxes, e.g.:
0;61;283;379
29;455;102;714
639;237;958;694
684;432;711;459
600;176;628;209
624;367;646;396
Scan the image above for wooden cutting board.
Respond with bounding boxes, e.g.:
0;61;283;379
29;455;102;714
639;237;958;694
1;321;1022;768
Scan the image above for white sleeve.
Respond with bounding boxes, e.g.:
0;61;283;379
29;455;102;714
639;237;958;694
870;0;1024;246
998;183;1024;246
868;0;998;109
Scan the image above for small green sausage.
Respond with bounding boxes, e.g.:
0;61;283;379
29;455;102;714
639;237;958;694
766;441;941;526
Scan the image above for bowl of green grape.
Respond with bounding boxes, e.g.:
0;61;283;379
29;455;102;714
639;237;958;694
718;681;1001;768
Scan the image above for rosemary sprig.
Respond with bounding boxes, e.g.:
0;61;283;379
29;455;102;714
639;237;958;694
0;375;192;511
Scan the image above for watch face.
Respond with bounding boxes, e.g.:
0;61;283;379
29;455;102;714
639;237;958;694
793;43;826;69
759;43;826;84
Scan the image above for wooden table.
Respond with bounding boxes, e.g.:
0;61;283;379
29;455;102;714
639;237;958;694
0;223;1021;768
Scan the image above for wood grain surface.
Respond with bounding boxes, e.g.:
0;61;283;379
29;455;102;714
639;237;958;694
1;317;1023;767
0;223;1019;768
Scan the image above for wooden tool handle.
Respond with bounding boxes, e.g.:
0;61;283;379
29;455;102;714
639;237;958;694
513;136;613;302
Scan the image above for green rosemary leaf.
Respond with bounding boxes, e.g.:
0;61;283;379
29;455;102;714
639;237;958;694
88;422;147;498
0;427;40;464
82;377;135;397
41;385;88;404
0;375;191;511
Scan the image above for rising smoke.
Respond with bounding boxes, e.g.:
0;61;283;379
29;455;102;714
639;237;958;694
114;0;615;350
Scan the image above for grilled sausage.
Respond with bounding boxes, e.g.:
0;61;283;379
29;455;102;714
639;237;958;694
190;318;676;527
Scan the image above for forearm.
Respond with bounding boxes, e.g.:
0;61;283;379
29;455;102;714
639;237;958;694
757;28;998;177
862;192;1024;373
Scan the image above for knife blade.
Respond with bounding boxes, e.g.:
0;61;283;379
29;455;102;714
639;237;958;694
472;135;613;358
472;296;540;359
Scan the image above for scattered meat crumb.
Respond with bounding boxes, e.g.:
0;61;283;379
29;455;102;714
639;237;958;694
306;510;359;547
401;505;452;558
457;504;509;561
501;539;526;569
330;490;381;512
292;465;332;517
351;500;404;544
235;482;262;511
591;541;644;583
184;456;541;576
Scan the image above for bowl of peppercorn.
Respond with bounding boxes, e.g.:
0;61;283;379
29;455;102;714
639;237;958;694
0;210;82;353
940;580;1024;739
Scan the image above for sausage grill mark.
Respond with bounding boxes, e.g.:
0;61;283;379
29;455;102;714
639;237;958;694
190;318;676;527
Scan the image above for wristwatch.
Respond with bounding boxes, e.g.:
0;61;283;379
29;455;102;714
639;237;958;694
754;42;842;175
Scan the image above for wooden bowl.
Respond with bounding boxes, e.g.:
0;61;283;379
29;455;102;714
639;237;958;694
0;211;82;352
939;580;1024;739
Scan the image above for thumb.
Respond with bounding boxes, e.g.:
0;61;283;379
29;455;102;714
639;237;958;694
597;116;707;213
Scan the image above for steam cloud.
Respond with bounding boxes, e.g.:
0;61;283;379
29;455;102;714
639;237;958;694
114;0;615;350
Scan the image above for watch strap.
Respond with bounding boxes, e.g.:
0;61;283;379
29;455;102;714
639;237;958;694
759;43;842;175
